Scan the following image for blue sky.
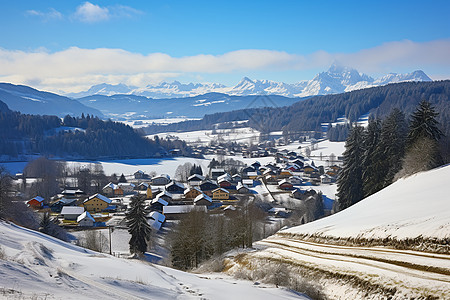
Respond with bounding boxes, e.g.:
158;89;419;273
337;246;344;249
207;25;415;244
1;0;449;93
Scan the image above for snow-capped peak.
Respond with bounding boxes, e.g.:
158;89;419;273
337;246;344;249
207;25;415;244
68;66;433;99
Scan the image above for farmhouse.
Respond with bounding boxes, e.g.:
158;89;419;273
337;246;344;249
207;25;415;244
165;181;185;194
83;194;112;213
61;206;85;221
212;188;230;200
27;196;44;208
184;187;203;199
278;179;294;190
77;211;95;227
188;174;205;186
151;174;171;186
194;193;213;206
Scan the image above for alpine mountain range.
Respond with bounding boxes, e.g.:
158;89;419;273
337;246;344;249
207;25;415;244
68;64;432;99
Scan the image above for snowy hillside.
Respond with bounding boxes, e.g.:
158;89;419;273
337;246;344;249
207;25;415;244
0;221;306;299
69;65;432;99
225;166;450;299
283;164;450;241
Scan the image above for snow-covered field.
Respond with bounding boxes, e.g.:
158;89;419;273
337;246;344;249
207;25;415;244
0;221;308;299
148;127;264;146
227;165;450;299
121;118;200;128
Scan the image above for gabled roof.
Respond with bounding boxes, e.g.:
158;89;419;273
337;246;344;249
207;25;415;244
194;193;212;203
103;182;118;190
151;197;169;206
30;196;44;203
85;193;111;204
118;182;136;187
156;190;173;199
154;174;171;180
147;211;166;223
61;206;84;215
223;205;236;211
165;181;184;190
77;211;95;223
236;182;249;190
278;179;293;186
184;187;202;195
188;174;205;181
212;188;229;194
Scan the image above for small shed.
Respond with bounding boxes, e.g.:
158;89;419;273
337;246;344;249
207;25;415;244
194;193;212;206
27;196;44;208
77;211;95;227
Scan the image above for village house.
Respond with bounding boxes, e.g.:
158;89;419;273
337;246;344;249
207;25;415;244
321;174;334;184
134;170;148;180
278;179;294;190
154;190;173;203
151;174;171;186
188;174;205;186
150;196;168;212
231;174;242;183
137;182;150;190
289;176;303;185
118;182;135;194
27;196;45;209
184;187;203;199
199;180;219;196
212;188;230;200
102;182;123;197
279;169;294;178
194;193;213;206
83;194;112;213
77;211;95;227
165;181;185;194
210;168;226;180
236;182;250;194
50;198;77;213
61;206;85;221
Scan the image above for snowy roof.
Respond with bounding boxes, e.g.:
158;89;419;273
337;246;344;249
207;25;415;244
163;205;206;214
236;182;248;190
86;193;112;204
278;179;292;186
194;193;212;203
247;172;258;176
188;174;205;181
212;188;229;194
217;173;232;181
61;206;84;215
30;196;44;203
151;197;169;206
211;168;225;173
103;182;118;189
77;211;95;223
156;190;173;199
118;183;136;187
166;181;184;189
147;218;162;231
147;211;166;223
184;187;202;195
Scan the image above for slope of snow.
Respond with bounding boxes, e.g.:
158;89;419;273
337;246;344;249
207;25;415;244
284;165;450;240
0;221;307;299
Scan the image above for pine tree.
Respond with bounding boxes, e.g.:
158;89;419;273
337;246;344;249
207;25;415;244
118;173;127;183
126;195;151;256
362;118;382;197
337;125;364;210
407;100;444;146
397;101;444;177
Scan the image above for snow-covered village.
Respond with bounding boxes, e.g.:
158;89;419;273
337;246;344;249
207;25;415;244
1;1;450;299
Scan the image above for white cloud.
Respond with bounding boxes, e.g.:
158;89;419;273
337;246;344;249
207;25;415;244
0;39;449;93
26;8;63;21
74;2;109;23
72;2;143;23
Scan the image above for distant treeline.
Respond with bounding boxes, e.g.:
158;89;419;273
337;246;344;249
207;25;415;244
0;107;190;159
143;80;450;139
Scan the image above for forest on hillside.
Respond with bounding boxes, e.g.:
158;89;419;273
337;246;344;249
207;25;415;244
143;80;450;137
0;109;190;159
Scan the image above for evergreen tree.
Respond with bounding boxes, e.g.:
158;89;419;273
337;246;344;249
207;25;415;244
397;101;444;177
362;118;382;197
407;100;444;146
118;173;127;183
337;125;365;210
381;109;407;186
126;195;151;256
